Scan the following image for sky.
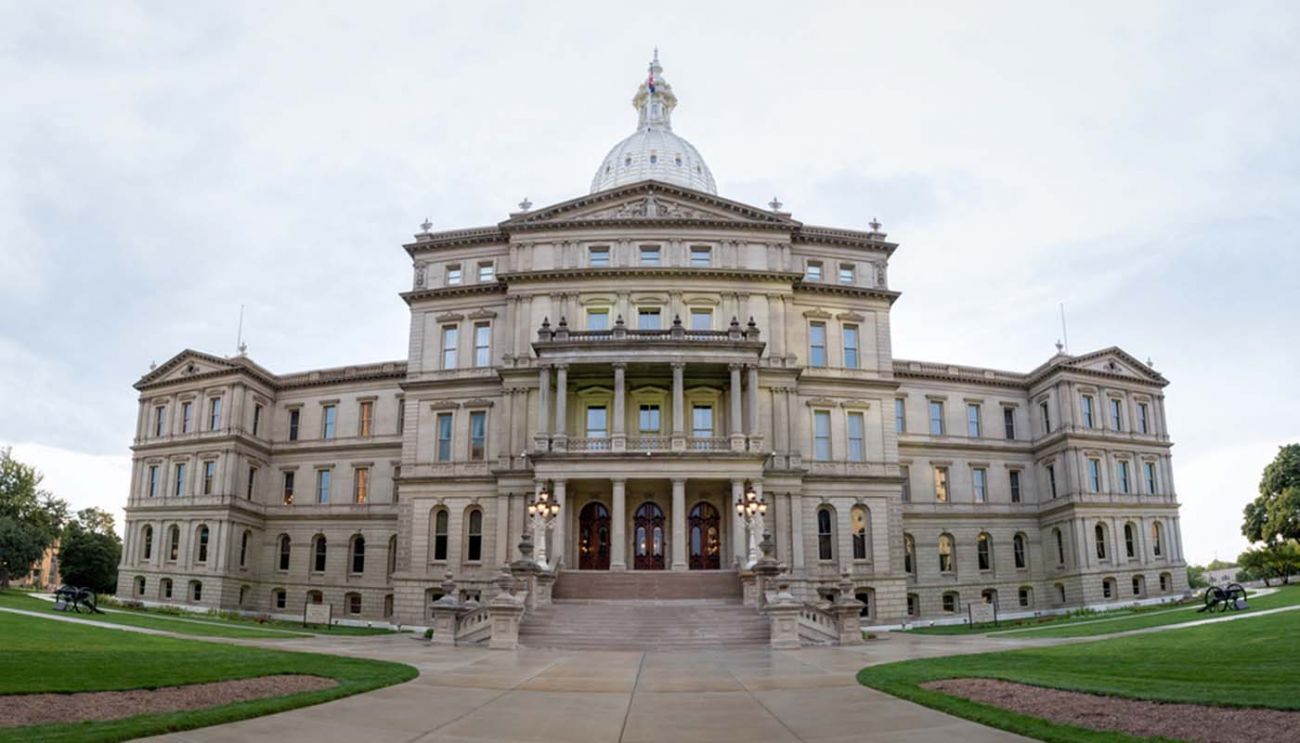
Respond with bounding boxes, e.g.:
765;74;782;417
1;1;1297;564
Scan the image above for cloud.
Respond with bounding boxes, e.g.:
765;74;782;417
2;442;131;538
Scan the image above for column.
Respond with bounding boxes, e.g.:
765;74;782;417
534;365;551;452
553;479;567;569
773;387;789;453
671;362;686;451
553;364;568;451
789;492;805;569
746;364;761;449
731;479;745;567
612;363;626;452
500;388;515;468
729;364;744;451
772;294;787;360
611;478;627;570
671;478;687;571
495;494;510;565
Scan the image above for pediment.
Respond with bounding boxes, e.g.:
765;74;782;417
500;181;800;229
137;350;239;388
1065;348;1166;383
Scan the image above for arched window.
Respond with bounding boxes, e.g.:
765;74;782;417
1055;582;1066;604
903;533;915;575
466;508;483;562
160;577;173;599
431;509;449;562
1102;577;1116;599
1159;572;1172;592
1013;533;1027;569
134;576;146;596
141;525;154;562
346;592;362;615
238;585;249;607
1124;522;1137;558
196;525;210;563
938;534;954;573
387;535;397;577
189;580;202;602
239;530;251;567
350;534;366;574
850;506;869;560
906;593;920;617
1151;521;1164;557
384;594;394;617
307;590;323;604
1053;528;1065;565
981;588;998;606
941;591;958;612
816;507;834;560
855;588;875;618
1095;523;1108;560
277;534;291;571
168;525;180;561
312;534;327;572
273;588;287;609
976;532;992;571
1132;575;1145;596
1018;586;1033;607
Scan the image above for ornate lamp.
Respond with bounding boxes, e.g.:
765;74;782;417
735;481;768;568
527;482;561;569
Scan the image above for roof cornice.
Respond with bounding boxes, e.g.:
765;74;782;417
793;281;901;304
404;227;507;256
794;226;899;255
401;282;508;305
498;267;805;285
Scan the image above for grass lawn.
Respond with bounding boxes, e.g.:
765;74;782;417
0;591;309;639
0;610;417;742
902;598;1196;636
859;595;1300;743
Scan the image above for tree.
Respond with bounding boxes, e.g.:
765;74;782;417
59;510;121;595
0;448;68;588
1243;444;1300;546
1187;564;1208;589
1237;542;1300;586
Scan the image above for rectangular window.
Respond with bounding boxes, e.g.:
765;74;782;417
436;413;453;461
1109;398;1123;430
1118;460;1131;493
1088;458;1102;492
639;245;661;265
469;411;486;460
202;461;216;495
587;309;609;330
317;469;332;504
181;401;193;433
928;400;945;436
441;325;459;369
208;398;222;430
692;405;714;438
847;412;865;462
359;401;374;438
973;467;987;502
934;466;949;502
900;464;911;502
147;465;159;497
805;260;823;281
1138;403;1150;434
282;471;295;505
1003;407;1016;439
1040;401;1051;433
1144;462;1157;493
813;410;831;461
173;463;186;496
809;322;827;367
153;406;166;437
1009;470;1022;503
322;405;337;439
589;246;610;267
252;403;263;436
474;322;491;367
246;467;257;499
690;245;712;266
446;264;462;285
689;308;712;330
288;409;300;441
397;398;405;435
1047;464;1058;498
353;467;369;504
586;406;608;438
638;308;661;330
638;404;661;432
842;325;860;369
838;264;854;284
1081;395;1095;428
895;398;906;434
477;261;494;282
966;403;982;437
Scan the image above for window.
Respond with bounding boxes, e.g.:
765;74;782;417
1118;460;1131;494
142;526;153;561
900;465;911;502
1047;464;1058;499
312;535;327;572
288;409;300;441
196;525;210;563
208;398;222;430
847;412;865;462
133;576;146;596
353;467;369;504
805;260;823;281
201;461;216;495
816;507;833;560
1081;395;1095;428
842;325;860;369
813;410;831;461
282;471;295;505
347;593;362;615
586;406;608;438
973;468;987;503
384;594;394;617
446;264;462;285
322;405;337;439
1003;407;1016;439
441;326;459;369
587;309;609;330
387;536;397;577
470;323;492;370
928;400;945;436
396;398;405;435
1138;402;1150;434
639;245;661;265
903;534;915;574
942;592;958;612
1160;572;1171;592
1152;522;1164;557
432;510;449;561
977;533;991;570
1054;528;1065;565
153;405;166;436
938;534;954;573
1040;401;1051;433
934;466;949;502
691;405;713;438
1056;583;1067;603
161;577;173;598
966;403;982;437
316;469;331;504
690;245;712;266
1019;587;1032;607
274;589;287;609
1103;578;1114;599
838;264;854;284
1109;398;1123;430
808;322;827;367
308;590;323;604
895;399;906;433
589;246;610;266
466;509;483;561
1013;533;1027;568
907;594;919;617
252;404;263;436
350;535;365;573
1009;470;1022;503
689;308;712;330
147;465;159;497
638;404;661;432
1144;462;1157;493
851;506;868;560
278;535;291;570
638;308;661;330
1132;575;1144;596
173;462;187;496
191;581;202;602
436;413;453;461
181;401;193;433
1125;523;1136;558
359;400;374;437
239;530;250;567
1088;458;1102;492
1095;523;1108;559
468;411;487;460
477;261;494;282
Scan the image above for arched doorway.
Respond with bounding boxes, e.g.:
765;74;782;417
578;502;611;570
688;502;721;569
633;502;665;570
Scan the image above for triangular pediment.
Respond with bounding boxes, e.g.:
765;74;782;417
1063;347;1166;384
500;180;800;229
136;349;253;389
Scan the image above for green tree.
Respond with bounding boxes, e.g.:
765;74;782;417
1187;564;1208;589
0;448;68;588
1243;444;1300;545
59;510;122;595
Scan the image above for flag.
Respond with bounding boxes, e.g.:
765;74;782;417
647;70;656;94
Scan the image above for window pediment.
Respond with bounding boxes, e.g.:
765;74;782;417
802;308;833;319
429;401;459;411
435;312;465;323
835;311;865;322
468;308;497;320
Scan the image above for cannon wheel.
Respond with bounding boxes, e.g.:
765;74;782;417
1201;585;1225;612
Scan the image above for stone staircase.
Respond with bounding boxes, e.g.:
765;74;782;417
551;569;744;600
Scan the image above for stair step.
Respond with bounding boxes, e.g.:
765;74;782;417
552;570;743;600
519;597;769;650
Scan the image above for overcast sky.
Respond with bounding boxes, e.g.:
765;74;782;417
2;1;1297;564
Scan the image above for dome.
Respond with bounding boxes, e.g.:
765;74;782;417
590;52;717;194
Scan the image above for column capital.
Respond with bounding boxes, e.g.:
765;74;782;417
728;363;745;372
671;478;687;487
670;361;686;370
554;362;569;371
610;477;627;486
611;361;627;370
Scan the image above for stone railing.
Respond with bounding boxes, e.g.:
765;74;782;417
626;435;670;451
762;571;865;649
536;315;762;346
568;437;612;452
558;435;747;454
427;568;527;650
687;436;731;451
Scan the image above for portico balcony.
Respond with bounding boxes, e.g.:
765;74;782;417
533;315;764;366
566;435;735;453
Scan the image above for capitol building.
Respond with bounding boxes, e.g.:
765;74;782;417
116;55;1188;636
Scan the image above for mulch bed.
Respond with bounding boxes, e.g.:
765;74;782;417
0;675;337;728
923;677;1300;743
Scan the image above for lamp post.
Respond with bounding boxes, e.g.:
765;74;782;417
528;482;561;569
735;481;768;568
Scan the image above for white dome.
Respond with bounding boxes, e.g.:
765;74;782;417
590;53;717;195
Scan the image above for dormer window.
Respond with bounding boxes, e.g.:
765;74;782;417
649;153;658;164
624;156;632;167
675;155;682;166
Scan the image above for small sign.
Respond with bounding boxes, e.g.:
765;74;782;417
969;601;997;625
304;602;332;628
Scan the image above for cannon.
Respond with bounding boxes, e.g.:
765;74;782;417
52;585;105;615
1197;583;1248;613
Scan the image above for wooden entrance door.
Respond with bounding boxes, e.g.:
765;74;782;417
578;502;611;570
688;502;721;570
633;502;666;570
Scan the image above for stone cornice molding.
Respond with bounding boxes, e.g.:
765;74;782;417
793;281;901;304
794;226;898;255
498;267;804;285
401;282;507;305
403;227;506;256
136;349;406;394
